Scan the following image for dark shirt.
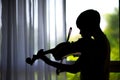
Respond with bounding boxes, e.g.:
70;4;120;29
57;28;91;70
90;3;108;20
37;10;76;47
69;36;110;80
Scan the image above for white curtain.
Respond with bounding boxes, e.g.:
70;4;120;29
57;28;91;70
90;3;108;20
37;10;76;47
0;0;66;80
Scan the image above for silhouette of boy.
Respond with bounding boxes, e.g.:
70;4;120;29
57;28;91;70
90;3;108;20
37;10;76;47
38;9;110;80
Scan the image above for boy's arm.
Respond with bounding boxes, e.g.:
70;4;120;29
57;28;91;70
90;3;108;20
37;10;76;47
40;55;80;73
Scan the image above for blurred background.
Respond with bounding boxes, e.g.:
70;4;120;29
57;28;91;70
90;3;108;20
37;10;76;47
0;0;119;80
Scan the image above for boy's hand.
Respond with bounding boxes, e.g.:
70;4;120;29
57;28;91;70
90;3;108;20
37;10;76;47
37;49;45;59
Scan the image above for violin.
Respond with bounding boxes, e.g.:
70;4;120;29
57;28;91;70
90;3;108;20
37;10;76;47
26;27;72;74
26;49;53;65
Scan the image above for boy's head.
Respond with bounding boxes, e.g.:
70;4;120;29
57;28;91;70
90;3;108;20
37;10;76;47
76;9;100;31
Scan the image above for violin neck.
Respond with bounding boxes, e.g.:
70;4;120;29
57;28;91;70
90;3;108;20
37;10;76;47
44;49;54;54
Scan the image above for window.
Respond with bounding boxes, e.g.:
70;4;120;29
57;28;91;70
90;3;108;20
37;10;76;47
65;0;119;80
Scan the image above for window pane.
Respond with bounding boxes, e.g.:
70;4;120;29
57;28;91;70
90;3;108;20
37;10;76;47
110;73;120;80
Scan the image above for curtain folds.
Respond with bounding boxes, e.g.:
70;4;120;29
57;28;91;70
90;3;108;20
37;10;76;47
1;0;66;80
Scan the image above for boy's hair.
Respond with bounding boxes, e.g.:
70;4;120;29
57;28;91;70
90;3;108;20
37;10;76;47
76;9;100;30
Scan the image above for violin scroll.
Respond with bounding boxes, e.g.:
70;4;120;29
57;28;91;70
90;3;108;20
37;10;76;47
26;55;37;65
26;49;44;65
